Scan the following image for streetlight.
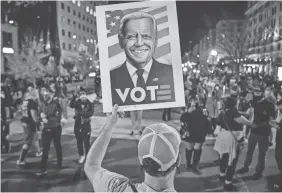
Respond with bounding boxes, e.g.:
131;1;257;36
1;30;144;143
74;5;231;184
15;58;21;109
210;50;218;56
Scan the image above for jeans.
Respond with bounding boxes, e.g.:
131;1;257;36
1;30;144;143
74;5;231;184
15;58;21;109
131;110;143;132
58;98;68;119
220;146;240;182
275;133;282;173
244;133;269;174
74;123;91;156
40;126;62;170
162;108;171;121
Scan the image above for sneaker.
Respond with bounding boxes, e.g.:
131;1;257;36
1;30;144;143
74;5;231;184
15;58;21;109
35;151;43;157
17;160;27;166
272;183;282;192
129;131;134;136
224;183;236;191
192;167;202;175
238;166;249;174
186;164;192;171
78;155;85;164
219;175;225;182
35;170;48;177
252;173;262;180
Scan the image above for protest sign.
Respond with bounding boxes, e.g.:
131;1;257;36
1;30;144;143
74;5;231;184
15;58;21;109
96;1;185;112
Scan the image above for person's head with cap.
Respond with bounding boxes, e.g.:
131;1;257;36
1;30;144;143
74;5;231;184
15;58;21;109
79;87;87;101
41;84;55;103
138;123;181;189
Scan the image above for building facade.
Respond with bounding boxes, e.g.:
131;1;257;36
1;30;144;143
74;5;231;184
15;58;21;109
57;0;107;63
244;1;282;76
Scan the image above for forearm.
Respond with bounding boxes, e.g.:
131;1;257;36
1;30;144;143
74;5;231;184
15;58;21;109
85;120;115;168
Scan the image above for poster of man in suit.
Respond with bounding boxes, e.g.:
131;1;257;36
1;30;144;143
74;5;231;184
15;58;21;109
96;1;185;112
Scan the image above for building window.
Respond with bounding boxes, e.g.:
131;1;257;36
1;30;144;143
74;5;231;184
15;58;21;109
272;6;277;15
73;10;76;16
73;45;77;51
62;29;65;36
279;28;282;36
279;16;282;25
87;17;89;22
263;46;266;52
82;14;85;20
270;45;273;51
68;31;71;38
259;14;263;22
68;44;71;50
78;12;81;18
67;6;70;13
2;32;12;47
67;19;71;25
90;19;93;24
61;3;64;10
86;6;89;13
61;16;65;23
62;43;65;49
271;18;276;28
278;43;281;50
73;21;76;28
91;29;93;34
83;25;85;31
280;3;282;11
78;23;81;29
77;1;81;7
87;27;89;32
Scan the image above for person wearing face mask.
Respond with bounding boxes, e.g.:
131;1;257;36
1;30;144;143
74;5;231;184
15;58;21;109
69;87;94;164
35;85;63;176
238;86;275;180
180;98;213;174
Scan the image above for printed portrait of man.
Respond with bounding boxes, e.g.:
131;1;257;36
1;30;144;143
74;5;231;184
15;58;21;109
110;11;175;106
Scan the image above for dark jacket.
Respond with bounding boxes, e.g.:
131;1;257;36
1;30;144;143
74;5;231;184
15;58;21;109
110;59;175;106
39;99;62;130
69;96;94;126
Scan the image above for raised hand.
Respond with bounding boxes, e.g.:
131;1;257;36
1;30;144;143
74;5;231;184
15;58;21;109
106;104;119;126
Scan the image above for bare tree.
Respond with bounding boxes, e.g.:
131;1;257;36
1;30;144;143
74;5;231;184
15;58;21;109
215;21;248;61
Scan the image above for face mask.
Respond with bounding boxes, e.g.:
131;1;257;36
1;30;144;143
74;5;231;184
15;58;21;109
80;94;87;100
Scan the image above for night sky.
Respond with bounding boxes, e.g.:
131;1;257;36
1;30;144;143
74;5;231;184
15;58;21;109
109;1;247;54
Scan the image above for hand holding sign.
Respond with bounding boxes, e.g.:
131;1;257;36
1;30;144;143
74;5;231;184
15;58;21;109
106;104;119;126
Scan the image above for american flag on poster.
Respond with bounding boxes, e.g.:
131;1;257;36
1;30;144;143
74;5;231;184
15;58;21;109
106;6;171;69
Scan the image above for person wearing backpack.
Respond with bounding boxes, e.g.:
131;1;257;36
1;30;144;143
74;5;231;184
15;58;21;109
214;97;256;191
85;105;181;192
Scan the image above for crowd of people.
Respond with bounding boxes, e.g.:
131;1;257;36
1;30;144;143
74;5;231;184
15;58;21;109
1;70;282;192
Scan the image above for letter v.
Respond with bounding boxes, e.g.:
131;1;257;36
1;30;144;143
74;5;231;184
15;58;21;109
115;88;130;103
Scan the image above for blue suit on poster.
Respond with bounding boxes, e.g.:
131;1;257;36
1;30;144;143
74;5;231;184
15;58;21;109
110;59;175;106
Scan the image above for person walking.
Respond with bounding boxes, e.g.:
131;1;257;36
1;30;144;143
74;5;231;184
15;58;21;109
180;99;213;174
17;92;40;166
214;97;256;191
269;99;282;191
238;86;275;180
35;85;63;176
69;87;94;164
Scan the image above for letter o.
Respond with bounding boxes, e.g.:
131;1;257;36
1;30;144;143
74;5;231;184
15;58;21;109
130;87;146;102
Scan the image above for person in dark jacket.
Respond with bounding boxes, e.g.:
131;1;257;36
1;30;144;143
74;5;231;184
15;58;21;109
238;86;275;180
35;85;63;176
17;92;40;166
269;99;282;191
1;87;11;154
180;98;213;174
70;87;94;164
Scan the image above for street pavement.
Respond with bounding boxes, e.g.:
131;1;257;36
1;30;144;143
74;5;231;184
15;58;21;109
1;99;280;192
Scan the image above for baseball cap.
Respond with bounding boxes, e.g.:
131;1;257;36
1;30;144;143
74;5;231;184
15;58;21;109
138;123;181;172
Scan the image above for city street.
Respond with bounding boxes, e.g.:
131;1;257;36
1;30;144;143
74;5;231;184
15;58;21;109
1;99;280;192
